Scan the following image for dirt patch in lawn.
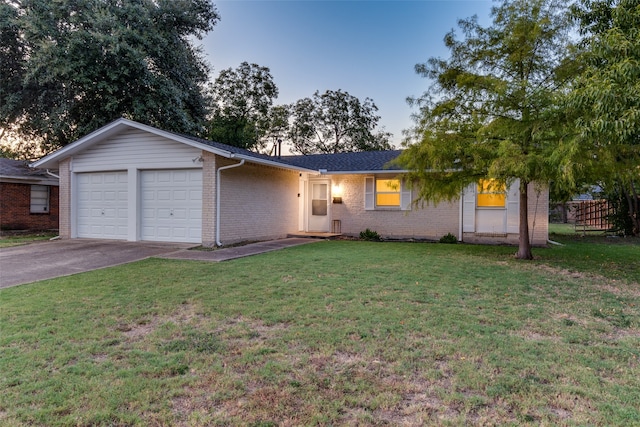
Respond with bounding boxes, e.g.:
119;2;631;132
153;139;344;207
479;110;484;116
117;302;209;342
168;326;531;426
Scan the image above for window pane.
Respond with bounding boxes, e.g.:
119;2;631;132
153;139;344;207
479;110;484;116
375;179;401;207
477;179;506;193
376;179;399;192
477;179;506;207
312;199;327;216
377;193;400;206
312;183;327;200
31;185;49;213
477;193;505;207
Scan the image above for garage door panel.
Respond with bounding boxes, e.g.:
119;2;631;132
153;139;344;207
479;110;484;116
155;227;171;238
140;170;202;243
172;208;187;219
190;208;202;220
172;228;187;238
77;171;128;239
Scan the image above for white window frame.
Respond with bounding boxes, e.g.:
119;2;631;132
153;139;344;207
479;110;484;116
364;176;411;211
477;179;507;209
30;185;50;213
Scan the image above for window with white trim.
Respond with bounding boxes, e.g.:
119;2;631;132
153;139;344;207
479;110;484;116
477;179;506;208
30;185;50;213
365;176;411;210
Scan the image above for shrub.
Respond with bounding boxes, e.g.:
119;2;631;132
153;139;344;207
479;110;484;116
439;233;458;244
359;228;381;241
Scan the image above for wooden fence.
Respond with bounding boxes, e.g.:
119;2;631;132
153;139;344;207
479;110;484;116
574;200;613;232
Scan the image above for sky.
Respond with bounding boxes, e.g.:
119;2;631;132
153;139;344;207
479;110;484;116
201;0;493;148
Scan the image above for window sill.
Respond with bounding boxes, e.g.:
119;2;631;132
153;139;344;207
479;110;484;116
372;207;403;211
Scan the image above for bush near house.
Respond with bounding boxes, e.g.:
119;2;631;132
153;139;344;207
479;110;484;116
359;228;381;241
439;232;458;243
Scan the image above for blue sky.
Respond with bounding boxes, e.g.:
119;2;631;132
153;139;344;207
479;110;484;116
202;0;493;148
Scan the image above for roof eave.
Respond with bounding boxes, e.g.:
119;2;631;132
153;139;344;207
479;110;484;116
0;175;59;185
30;118;318;173
30;118;240;169
229;153;317;173
319;169;409;175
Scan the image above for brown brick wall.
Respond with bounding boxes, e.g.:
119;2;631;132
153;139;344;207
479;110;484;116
0;182;59;230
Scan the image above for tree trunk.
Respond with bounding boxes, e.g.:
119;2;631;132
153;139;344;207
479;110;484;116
625;182;640;236
516;180;534;260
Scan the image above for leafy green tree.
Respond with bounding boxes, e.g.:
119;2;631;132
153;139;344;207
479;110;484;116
262;104;290;156
398;0;576;259
0;0;218;154
207;62;279;151
0;3;23;140
288;89;392;155
569;0;640;235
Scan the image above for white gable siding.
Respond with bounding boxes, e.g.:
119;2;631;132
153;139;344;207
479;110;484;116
72;129;202;172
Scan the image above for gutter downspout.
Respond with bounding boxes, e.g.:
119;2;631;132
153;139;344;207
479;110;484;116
458;189;464;242
216;159;245;246
46;170;60;179
46;169;61;240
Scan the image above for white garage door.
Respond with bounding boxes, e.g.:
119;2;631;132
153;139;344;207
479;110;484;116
140;170;202;243
77;171;128;239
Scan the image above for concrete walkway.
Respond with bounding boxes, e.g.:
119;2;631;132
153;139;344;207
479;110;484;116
157;238;321;262
0;238;321;289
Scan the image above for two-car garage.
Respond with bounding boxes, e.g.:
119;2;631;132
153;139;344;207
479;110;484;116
76;169;202;243
34;118;299;246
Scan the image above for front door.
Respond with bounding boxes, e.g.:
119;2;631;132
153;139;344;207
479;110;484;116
308;179;330;232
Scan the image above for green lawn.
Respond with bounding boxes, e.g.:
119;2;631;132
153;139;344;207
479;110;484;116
0;232;58;248
1;238;639;426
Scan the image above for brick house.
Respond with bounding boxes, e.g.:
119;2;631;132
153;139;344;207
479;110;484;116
0;158;59;231
32;118;548;246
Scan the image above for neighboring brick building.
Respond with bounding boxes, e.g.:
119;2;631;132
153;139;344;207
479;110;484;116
0;158;59;231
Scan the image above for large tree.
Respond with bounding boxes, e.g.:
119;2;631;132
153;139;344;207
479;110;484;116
207;62;280;151
0;0;218;154
398;0;576;259
569;0;640;235
288;89;392;155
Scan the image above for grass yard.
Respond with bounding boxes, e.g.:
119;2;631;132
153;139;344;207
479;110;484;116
0;232;58;248
1;237;639;426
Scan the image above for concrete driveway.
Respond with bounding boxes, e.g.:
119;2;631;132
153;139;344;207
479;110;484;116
0;239;193;289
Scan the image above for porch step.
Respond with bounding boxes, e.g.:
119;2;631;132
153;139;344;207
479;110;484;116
287;232;342;239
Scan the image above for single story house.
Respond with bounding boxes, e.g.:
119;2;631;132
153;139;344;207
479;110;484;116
31;118;548;246
0;158;59;231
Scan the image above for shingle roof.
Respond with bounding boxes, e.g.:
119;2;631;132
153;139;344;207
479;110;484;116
181;133;405;173
0;158;53;179
181;134;286;164
279;150;405;173
31;118;405;174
